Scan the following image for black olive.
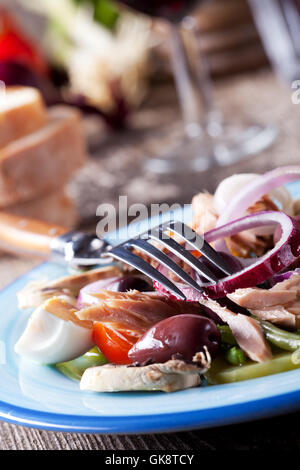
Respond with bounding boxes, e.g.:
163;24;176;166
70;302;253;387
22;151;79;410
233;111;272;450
128;314;220;365
109;276;153;292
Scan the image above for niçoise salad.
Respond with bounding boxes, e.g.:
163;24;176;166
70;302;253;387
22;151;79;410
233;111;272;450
15;166;300;392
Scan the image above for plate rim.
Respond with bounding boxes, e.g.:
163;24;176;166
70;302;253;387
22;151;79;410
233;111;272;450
1;386;300;434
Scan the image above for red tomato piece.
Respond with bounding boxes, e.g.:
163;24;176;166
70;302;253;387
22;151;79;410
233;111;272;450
92;323;137;365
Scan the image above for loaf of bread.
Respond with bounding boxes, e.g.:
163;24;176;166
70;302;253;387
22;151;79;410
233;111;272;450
0;105;86;207
0;86;47;148
8;190;78;229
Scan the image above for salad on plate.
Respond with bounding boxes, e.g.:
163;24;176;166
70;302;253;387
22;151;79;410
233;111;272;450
14;166;300;392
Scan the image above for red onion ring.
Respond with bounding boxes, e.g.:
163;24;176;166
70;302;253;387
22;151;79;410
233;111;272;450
204;211;300;297
217;166;300;226
215;166;300;252
269;268;300;287
155;211;300;300
77;277;120;308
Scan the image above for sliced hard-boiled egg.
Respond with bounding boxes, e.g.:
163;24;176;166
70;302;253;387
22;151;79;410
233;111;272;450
15;305;94;364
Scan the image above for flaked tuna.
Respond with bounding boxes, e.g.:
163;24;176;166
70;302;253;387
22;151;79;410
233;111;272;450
228;273;300;329
75;290;204;333
198;297;272;362
191;192;218;235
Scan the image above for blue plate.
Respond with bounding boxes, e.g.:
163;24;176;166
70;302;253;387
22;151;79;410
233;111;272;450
1;181;300;434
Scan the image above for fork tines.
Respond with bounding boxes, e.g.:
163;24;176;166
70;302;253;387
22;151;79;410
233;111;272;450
107;221;233;300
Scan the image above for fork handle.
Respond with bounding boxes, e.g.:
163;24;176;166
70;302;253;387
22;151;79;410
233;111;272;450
0;212;68;256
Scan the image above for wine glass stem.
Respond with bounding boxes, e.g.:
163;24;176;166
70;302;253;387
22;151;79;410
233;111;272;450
184;17;224;137
168;22;203;139
168;21;222;147
186;22;216;115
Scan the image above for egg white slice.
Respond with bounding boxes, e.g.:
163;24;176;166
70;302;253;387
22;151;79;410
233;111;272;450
15;305;94;364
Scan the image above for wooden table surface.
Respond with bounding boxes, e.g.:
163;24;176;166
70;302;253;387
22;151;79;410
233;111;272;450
1;69;300;450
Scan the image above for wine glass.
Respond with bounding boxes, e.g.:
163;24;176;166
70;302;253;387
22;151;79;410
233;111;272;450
249;0;300;83
117;0;277;174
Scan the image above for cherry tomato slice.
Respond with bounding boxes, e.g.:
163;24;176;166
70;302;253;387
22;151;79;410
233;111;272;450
92;323;137;365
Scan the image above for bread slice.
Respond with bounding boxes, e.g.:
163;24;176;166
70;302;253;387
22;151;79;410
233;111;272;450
0;105;86;207
0;86;47;148
8;190;78;229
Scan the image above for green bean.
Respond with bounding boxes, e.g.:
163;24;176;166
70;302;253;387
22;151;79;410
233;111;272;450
218;325;237;346
225;347;246;366
256;319;300;352
219;318;300;352
206;349;300;384
55;346;108;381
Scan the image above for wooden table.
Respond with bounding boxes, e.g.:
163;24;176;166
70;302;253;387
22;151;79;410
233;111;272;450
1;69;300;450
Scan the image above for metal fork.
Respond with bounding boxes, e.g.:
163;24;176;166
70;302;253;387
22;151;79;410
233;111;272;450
0;212;232;300
104;220;233;300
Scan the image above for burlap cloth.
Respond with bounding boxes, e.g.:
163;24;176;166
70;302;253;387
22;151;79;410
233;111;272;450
1;69;300;449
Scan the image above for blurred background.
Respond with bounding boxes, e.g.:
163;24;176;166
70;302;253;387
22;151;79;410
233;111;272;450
0;0;300;232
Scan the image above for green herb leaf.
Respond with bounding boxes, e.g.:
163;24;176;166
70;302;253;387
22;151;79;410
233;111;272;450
94;0;119;30
72;0;120;30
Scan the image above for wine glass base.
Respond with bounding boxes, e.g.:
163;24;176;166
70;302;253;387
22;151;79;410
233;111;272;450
213;123;278;167
144;136;211;174
144;123;278;174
